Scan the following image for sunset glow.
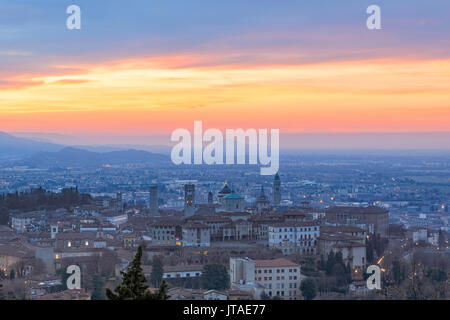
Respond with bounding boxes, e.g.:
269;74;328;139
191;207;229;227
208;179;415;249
1;56;450;135
0;0;449;147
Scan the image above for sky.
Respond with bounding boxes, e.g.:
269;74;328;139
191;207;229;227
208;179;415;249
0;0;449;148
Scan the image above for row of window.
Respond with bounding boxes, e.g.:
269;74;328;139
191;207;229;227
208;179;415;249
276;234;317;239
257;268;298;274
164;272;201;278
266;290;297;297
257;276;298;281
272;227;318;232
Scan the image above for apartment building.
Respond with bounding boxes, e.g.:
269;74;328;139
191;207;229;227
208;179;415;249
254;258;302;300
268;221;320;254
230;257;301;300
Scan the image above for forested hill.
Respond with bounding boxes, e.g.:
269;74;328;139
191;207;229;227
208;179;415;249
0;187;92;225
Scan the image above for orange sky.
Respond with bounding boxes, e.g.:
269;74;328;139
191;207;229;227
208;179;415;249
1;55;450;139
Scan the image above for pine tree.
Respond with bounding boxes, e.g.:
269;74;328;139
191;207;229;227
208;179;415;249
150;256;163;288
106;246;170;300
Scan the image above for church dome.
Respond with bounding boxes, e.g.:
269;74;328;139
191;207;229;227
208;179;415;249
224;190;244;199
219;183;232;195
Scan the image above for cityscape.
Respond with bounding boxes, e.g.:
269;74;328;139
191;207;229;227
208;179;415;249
0;0;449;304
0;141;448;300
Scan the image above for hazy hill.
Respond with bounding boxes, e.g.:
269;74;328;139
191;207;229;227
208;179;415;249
0;131;63;158
16;147;169;168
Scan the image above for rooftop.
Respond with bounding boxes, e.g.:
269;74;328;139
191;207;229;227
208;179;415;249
254;258;299;268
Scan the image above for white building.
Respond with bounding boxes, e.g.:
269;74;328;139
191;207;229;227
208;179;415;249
106;213;128;226
10;211;43;233
143;264;203;280
230;257;255;285
407;227;428;243
230;257;302;300
268;221;320;254
182;223;210;247
254;258;302;300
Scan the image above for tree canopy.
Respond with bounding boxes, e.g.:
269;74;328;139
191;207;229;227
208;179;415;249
201;264;229;291
106;246;170;300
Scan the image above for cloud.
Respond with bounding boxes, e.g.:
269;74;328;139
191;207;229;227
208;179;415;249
0;50;32;57
0;79;43;90
48;79;94;85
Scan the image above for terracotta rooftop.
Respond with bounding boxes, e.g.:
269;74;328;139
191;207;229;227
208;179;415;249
325;206;388;215
254;258;299;268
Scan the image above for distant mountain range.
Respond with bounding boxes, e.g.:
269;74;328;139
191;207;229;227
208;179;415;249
0;132;170;167
16;147;169;168
0;131;63;158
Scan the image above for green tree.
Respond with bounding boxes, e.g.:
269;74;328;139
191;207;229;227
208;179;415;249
345;262;352;283
392;260;405;286
106;246;170;300
331;263;347;287
317;255;326;271
55;267;70;291
201;264;229;290
149;255;163;288
91;275;105;300
366;238;374;264
325;251;336;275
300;278;317;300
